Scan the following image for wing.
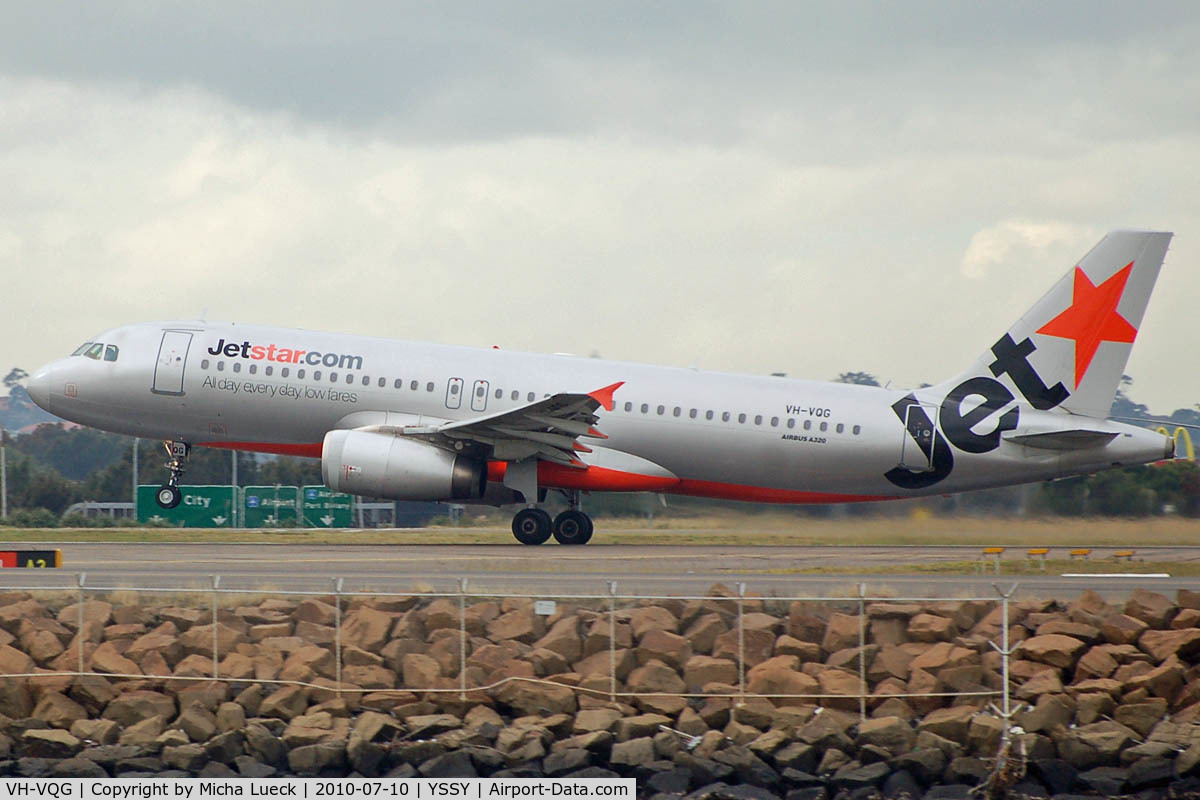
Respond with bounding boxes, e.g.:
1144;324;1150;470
359;381;623;467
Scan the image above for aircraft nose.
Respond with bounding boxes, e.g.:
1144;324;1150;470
26;364;54;413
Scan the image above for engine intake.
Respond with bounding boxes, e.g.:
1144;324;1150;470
321;430;486;501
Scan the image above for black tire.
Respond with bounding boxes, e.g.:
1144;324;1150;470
156;485;181;509
512;508;552;545
553;510;594;545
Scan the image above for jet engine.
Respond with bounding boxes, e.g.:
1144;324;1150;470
321;430;486;501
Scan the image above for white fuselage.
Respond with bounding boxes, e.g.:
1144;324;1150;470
28;320;1172;504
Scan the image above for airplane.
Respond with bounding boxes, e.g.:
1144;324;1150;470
26;230;1175;545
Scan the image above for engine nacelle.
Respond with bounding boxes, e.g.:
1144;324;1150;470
322;430;486;501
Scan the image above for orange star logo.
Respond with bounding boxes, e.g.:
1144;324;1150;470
1036;262;1137;388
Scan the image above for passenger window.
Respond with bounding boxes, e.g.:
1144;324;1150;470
771;417;779;427
84;343;104;360
71;343;92;356
217;361;225;371
689;409;697;419
820;421;828;432
298;369;305;379
476;386;485;398
657;405;665;415
329;372;337;382
527;392;535;401
641;403;649;414
705;410;714;420
624;402;632;412
104;345;119;362
511;390;519;401
234;362;242;373
411;380;419;391
673;407;681;417
804;419;811;430
394;379;402;389
853;425;861;435
754;415;762;425
722;412;730;422
836;423;844;434
249;364;257;375
201;359;210;369
451;384;460;395
281;367;289;378
427;382;435;392
375;377;383;387
787;418;795;429
266;366;273;377
314;370;322;380
495;389;503;399
738;413;747;424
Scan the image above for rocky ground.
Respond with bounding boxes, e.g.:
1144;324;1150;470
1;585;1200;799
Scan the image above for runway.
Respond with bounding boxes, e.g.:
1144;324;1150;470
0;541;1194;600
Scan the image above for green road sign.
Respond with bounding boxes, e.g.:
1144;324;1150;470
302;485;354;528
136;485;236;528
243;485;299;528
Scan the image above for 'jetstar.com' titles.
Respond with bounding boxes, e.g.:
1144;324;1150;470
206;338;364;370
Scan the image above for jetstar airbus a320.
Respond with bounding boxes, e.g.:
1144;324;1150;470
27;230;1176;545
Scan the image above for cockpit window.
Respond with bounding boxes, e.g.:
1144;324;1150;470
104;345;119;362
71;343;93;356
83;343;104;360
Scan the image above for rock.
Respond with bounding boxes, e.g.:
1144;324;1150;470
1139;628;1200;661
1125;588;1176;628
1017;634;1087;668
712;628;775;668
917;705;975;742
102;691;175;727
636;629;692;670
161;743;208;772
117;716;166;746
234;755;276;778
31;692;87;729
544;748;591;777
70;718;120;745
1054;720;1138;770
1114;698;1168;737
816;669;861;710
534;617;583;663
908;613;955;642
1018;693;1074;734
684;614;728;655
854;715;914;756
627;660;686;694
245;723;286;766
495;681;576;716
487;609;543;644
830;760;890;791
342;607;394;652
610;736;656;768
908;642;975;673
683;656;738;691
402;653;443;687
711;745;780;788
288;742;346;775
746;662;819;705
419;750;477;778
966;713;1004;756
203;730;245;764
1015;668;1062;700
22;729;82;759
175;704;217;742
258;685;309;720
1101;614;1149;646
613;713;672;742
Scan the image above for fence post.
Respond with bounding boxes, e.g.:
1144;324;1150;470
211;575;220;680
334;578;344;692
736;582;746;714
608;581;617;703
77;573;86;675
987;584;1019;753
458;578;468;699
858;582;867;722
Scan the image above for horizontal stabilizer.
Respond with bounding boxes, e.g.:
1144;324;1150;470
1004;429;1118;450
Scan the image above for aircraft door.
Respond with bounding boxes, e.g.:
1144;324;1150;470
152;330;193;396
899;403;939;471
445;377;464;409
471;380;489;412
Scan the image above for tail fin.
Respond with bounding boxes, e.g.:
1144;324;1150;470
942;230;1172;419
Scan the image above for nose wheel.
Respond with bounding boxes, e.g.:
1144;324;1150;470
156;440;191;509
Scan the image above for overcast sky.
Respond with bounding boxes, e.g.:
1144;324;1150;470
3;2;1199;413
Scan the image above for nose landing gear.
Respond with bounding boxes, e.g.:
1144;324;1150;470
155;441;190;509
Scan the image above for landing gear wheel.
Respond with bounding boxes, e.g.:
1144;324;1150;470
512;508;552;545
156;485;182;509
553;510;593;545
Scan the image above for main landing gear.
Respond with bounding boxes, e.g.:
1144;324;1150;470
510;490;594;546
155;441;190;509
